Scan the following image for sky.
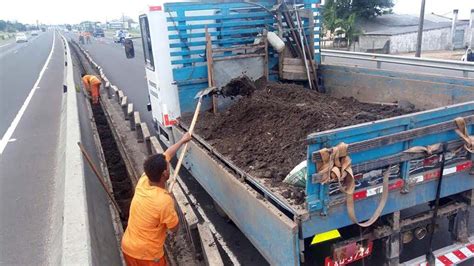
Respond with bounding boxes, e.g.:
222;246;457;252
0;0;472;25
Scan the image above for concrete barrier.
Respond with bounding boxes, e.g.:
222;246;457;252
61;35;92;265
150;136;161;154
120;96;128;117
105;82;111;99
141;123;151;154
134;112;143;142
117;90;124;103
126;103;133;121
198;223;224;266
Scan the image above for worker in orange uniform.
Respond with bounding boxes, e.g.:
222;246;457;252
122;132;192;266
81;74;101;104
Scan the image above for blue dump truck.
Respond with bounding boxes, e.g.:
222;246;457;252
126;0;474;265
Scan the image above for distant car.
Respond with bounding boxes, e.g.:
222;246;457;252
93;28;105;37
31;31;39;36
113;30;130;43
15;33;28;43
461;48;474;62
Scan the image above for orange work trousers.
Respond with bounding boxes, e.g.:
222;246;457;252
90;81;101;104
123;253;167;266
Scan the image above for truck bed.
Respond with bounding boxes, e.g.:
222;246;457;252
182;82;413;209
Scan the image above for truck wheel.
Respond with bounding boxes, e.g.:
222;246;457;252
213;200;229;220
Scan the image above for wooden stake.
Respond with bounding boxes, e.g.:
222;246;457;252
205;27;218;114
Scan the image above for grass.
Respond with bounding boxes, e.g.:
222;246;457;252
0;31;16;46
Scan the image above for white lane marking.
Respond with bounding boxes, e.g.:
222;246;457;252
7;138;16;143
0;31;56;155
0;42;13;48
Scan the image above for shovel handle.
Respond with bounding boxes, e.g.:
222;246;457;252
168;97;203;192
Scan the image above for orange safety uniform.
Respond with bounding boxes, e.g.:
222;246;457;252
122;154;178;266
82;75;101;104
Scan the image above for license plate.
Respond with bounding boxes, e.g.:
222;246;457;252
324;240;373;266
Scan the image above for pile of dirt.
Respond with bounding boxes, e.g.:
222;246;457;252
183;82;414;205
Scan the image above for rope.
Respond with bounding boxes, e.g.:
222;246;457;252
454;117;474;153
318;142;355;194
318;142;389;227
404;143;441;155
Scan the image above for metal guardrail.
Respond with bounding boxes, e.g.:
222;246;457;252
321;49;474;78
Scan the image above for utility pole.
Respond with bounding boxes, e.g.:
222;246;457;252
415;0;426;57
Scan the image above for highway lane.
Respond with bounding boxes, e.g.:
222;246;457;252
69;34;153;130
0;32;53;137
0;33;43;57
0;31;64;264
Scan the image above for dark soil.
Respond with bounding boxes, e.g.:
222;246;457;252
184;81;414;205
221;76;256;97
92;104;133;227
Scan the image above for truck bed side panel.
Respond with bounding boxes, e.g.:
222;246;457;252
172;128;300;266
321;65;474;110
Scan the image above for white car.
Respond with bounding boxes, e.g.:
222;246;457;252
31;31;39;36
15;33;28;43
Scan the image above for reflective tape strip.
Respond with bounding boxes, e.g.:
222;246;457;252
353;179;404;200
444;252;461;263
438;254;453;264
415;241;474;265
460;246;474;257
411;161;472;185
452;249;467;260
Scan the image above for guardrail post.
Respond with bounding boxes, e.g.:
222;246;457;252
121;96;128;117
150;136;161;154
126;103;133;121
117;90;124;103
134;112;143;142
141;123;151;154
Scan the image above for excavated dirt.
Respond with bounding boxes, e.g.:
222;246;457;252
92;104;133;227
184;81;414;205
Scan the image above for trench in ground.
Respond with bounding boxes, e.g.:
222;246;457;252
69;40;134;229
91;103;133;228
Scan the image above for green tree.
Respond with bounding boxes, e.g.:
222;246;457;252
335;14;361;46
322;0;338;34
351;0;394;18
326;0;394;20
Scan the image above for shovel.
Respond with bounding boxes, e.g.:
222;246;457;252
168;86;217;192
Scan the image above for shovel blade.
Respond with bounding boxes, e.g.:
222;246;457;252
194;86;217;99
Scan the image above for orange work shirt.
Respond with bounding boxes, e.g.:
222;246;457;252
121;173;178;261
82;75;101;89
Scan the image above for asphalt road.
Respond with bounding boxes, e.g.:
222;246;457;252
0;33;51;137
0;31;65;264
67;34;153;130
